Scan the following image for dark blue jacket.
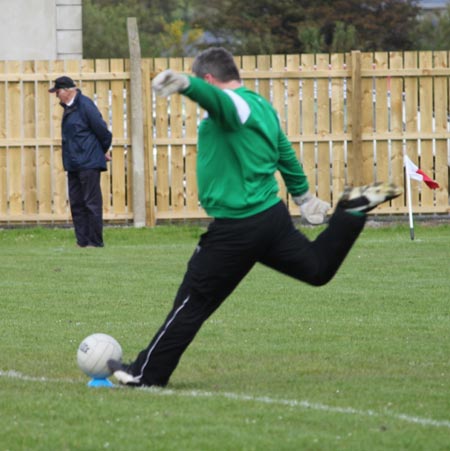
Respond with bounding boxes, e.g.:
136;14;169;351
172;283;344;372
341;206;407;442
61;90;112;172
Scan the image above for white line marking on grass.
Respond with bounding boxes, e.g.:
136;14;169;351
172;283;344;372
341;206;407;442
2;369;449;429
147;388;450;429
0;369;78;384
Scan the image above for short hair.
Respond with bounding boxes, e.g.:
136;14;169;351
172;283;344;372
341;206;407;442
192;47;241;82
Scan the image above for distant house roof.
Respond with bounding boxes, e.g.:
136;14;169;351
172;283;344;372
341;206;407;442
418;0;448;10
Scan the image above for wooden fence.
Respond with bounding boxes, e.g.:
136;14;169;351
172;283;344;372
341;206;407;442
0;58;133;224
0;51;449;226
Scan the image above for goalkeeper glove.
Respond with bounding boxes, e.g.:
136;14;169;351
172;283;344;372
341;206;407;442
152;70;190;97
293;192;330;225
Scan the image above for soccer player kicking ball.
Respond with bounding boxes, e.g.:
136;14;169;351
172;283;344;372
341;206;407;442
108;47;402;387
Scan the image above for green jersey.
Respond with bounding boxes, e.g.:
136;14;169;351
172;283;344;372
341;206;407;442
183;76;309;219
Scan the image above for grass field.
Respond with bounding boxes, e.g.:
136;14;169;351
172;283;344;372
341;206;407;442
0;223;449;450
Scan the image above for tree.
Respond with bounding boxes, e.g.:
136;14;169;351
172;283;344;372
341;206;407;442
191;0;420;54
191;0;309;54
159;20;203;57
83;0;423;57
299;26;325;54
83;0;203;57
416;4;450;50
83;0;158;57
330;21;357;53
303;0;420;51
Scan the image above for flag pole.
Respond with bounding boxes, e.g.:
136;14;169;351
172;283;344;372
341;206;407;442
405;170;414;240
403;153;439;240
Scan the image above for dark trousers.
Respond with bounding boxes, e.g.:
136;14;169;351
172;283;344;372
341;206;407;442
131;201;366;386
68;169;104;247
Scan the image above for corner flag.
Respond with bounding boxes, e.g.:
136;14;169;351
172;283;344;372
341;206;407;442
403;154;440;241
403;155;439;190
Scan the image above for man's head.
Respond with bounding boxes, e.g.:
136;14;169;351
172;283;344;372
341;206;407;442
48;76;76;93
48;76;77;104
192;47;241;83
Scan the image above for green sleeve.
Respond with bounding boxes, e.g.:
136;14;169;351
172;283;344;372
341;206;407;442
182;76;242;131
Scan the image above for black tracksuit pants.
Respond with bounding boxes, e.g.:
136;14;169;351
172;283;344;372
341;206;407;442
68;169;104;247
130;200;366;386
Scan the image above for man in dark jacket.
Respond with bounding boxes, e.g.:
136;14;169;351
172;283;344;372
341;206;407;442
49;76;112;247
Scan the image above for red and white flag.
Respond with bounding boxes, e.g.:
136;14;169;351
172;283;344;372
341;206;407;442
403;155;439;190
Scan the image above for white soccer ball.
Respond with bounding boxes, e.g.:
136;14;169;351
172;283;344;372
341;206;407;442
77;333;122;379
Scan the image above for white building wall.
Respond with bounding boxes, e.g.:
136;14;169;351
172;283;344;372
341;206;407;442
56;0;83;59
0;0;82;60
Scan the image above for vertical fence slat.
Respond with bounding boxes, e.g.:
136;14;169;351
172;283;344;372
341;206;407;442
256;55;271;101
316;53;331;204
242;55;256;92
349;51;362;185
389;52;404;210
124;59;133;214
434;51;449;204
36;60;52;216
286;54;301;215
330;53;346;203
404;51;420;207
142;58;156;225
80;59;95;97
110;58;127;215
23;61;37;216
7;61;23;215
301;53;316;200
374;52;389;185
154;58;170;212
419;51;434;207
168;57;184;212
345;52;353;188
0;61;6;216
360;52;374;187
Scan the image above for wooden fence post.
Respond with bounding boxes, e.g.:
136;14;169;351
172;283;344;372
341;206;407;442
142;58;156;227
127;17;146;227
350;50;363;186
